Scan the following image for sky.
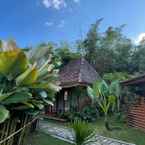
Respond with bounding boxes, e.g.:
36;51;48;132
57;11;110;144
0;0;145;47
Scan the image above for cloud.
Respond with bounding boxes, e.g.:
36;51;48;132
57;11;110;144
45;21;54;27
42;0;66;9
57;20;65;28
135;33;145;44
41;0;80;9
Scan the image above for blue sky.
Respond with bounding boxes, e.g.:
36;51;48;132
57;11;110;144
0;0;145;47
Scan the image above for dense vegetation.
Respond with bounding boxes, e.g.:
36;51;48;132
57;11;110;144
0;40;60;145
44;19;145;79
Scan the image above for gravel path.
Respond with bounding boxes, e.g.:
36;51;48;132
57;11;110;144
39;120;135;145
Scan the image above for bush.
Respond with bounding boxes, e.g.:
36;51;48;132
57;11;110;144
80;106;99;122
114;112;127;123
60;105;99;122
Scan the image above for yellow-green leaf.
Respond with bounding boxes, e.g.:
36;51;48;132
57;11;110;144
16;64;38;86
0;50;28;76
0;105;9;123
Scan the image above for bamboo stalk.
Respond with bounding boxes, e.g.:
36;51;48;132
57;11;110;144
3;120;11;145
1;122;7;145
7;118;16;145
17;114;28;145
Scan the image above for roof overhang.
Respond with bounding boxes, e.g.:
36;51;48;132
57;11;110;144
60;82;90;88
121;74;145;86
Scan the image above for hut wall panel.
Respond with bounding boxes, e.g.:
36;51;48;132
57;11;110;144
128;98;145;131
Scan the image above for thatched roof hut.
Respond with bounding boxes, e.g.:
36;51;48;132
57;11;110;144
47;58;100;114
59;57;100;88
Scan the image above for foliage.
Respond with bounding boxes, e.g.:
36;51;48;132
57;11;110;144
87;80;121;130
60;106;99;122
131;40;145;73
0;40;60;123
77;20;133;75
70;120;95;145
103;72;131;82
0;105;9;123
55;42;80;68
80;106;99;122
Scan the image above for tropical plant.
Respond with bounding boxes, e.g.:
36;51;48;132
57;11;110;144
87;80;120;130
62;106;99;122
103;72;131;82
0;40;60;123
70;120;95;145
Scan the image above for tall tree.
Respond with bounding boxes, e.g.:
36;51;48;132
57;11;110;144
82;19;102;67
131;39;145;74
77;20;133;75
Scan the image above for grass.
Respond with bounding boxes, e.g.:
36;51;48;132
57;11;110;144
25;117;145;145
24;131;72;145
93;117;145;145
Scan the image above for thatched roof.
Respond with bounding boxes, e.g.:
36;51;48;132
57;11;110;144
59;58;100;88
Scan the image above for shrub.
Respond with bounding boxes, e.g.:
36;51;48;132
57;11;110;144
70;120;95;145
80;106;99;122
60;106;99;122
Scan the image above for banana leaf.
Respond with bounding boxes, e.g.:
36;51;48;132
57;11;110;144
0;92;14;101
2;92;32;105
43;99;53;106
0;50;28;76
16;64;38;86
0;105;9;123
30;82;61;92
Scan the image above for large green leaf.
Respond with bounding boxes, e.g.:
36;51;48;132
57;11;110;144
87;86;96;102
0;50;28;77
0;92;14;101
43;99;53;106
92;81;101;97
0;105;9;123
16;64;38;86
2;92;32;105
109;80;120;97
100;80;109;97
30;82;61;92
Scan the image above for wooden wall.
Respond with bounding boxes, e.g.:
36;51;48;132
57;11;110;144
128;98;145;131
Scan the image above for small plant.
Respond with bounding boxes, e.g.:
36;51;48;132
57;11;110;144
70;120;95;145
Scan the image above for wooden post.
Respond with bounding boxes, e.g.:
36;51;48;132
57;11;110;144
64;91;69;112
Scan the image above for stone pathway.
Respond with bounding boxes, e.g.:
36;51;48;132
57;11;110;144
39;120;135;145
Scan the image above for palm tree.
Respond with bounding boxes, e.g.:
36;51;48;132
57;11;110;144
87;80;120;130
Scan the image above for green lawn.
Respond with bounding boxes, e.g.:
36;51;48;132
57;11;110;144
25;131;71;145
25;117;145;145
93;118;145;145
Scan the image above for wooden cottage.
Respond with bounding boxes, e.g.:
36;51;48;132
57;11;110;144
47;58;100;115
122;74;145;131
